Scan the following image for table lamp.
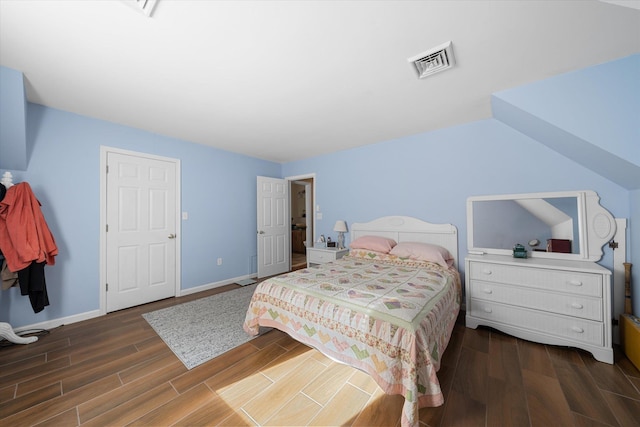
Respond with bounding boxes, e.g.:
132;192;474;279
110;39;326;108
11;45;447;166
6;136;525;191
333;220;348;249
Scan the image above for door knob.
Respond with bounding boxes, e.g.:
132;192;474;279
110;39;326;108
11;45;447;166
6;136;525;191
168;233;176;239
258;230;265;234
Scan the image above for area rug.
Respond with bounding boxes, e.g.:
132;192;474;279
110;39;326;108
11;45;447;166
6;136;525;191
142;284;264;370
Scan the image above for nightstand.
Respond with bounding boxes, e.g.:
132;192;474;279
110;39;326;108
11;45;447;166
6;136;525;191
306;247;349;267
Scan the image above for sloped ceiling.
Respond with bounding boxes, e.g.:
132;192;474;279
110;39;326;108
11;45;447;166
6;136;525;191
0;0;639;163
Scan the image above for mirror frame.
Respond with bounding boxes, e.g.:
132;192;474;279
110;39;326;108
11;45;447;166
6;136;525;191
467;190;616;262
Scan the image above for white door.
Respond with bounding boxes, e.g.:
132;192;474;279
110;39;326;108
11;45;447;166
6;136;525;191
106;151;178;312
257;176;289;278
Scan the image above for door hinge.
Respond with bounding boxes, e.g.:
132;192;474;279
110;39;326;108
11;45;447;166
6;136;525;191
106;283;109;292
106;164;109;174
106;224;108;232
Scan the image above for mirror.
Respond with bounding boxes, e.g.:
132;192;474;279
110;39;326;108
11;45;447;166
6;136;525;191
467;190;616;261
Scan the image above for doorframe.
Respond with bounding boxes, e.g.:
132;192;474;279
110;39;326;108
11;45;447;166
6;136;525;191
99;146;182;315
285;173;316;262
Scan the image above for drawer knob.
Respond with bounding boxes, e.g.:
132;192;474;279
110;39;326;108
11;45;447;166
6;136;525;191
482;288;493;294
483;307;493;313
571;326;584;333
568;280;583;287
571;302;584;309
482;269;492;275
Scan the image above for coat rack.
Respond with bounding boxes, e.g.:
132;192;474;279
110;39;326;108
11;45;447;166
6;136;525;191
1;171;38;344
0;322;38;344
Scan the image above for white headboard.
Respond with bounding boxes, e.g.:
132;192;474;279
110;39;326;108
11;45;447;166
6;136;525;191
350;216;459;268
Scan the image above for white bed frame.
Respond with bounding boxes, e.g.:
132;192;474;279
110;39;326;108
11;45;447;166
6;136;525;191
350;216;459;268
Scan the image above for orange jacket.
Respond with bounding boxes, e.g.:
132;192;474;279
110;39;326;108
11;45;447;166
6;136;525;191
0;182;58;272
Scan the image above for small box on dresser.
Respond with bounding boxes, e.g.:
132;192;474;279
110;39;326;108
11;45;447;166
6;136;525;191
547;238;572;253
465;254;613;364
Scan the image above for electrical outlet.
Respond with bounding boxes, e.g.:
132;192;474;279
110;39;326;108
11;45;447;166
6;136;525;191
217;258;222;265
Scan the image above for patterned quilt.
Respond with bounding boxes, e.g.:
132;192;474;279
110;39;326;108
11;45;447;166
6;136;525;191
243;254;461;427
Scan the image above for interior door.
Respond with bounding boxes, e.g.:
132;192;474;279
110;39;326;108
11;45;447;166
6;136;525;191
106;151;178;312
257;176;289;278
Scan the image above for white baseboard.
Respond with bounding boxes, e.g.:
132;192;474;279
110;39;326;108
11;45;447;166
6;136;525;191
179;273;257;296
13;309;102;334
11;273;257;334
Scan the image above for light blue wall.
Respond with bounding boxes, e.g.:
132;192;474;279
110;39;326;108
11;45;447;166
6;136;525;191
282;119;627;279
1;53;637;328
0;66;27;170
284;54;638;315
0;103;280;328
494;54;639;166
492;54;639;315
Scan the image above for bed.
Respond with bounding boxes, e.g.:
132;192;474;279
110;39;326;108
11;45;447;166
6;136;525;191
243;216;461;427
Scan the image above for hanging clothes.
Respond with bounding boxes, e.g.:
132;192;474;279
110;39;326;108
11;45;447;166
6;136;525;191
0;182;58;313
17;262;49;313
1;258;19;290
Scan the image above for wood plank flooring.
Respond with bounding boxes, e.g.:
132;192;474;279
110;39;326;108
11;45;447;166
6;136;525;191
291;252;307;270
1;283;639;426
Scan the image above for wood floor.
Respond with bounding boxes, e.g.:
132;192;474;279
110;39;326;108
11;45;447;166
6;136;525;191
1;283;639;427
291;252;307;270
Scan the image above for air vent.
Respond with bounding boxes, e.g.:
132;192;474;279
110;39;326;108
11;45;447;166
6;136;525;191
408;41;455;79
121;0;158;17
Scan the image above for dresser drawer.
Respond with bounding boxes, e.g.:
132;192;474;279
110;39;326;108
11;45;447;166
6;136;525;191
308;251;330;264
469;299;603;346
469;261;602;297
469;280;603;321
307;248;346;265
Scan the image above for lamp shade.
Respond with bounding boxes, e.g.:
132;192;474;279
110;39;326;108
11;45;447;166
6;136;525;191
333;220;348;233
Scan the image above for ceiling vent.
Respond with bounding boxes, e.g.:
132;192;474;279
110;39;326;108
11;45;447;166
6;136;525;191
121;0;158;17
408;41;455;79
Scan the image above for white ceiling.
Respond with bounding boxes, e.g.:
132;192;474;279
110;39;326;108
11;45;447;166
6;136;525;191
1;1;639;163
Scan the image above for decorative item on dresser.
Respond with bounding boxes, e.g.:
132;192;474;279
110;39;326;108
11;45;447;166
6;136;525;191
465;190;617;364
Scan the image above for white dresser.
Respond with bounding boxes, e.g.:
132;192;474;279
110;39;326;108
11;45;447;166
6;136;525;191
465;254;613;364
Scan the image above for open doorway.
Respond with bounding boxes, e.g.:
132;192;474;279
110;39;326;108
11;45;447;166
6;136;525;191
289;176;314;270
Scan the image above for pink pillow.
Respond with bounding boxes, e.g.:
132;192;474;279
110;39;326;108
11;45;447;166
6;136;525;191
349;236;397;254
349;249;391;260
389;242;453;268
